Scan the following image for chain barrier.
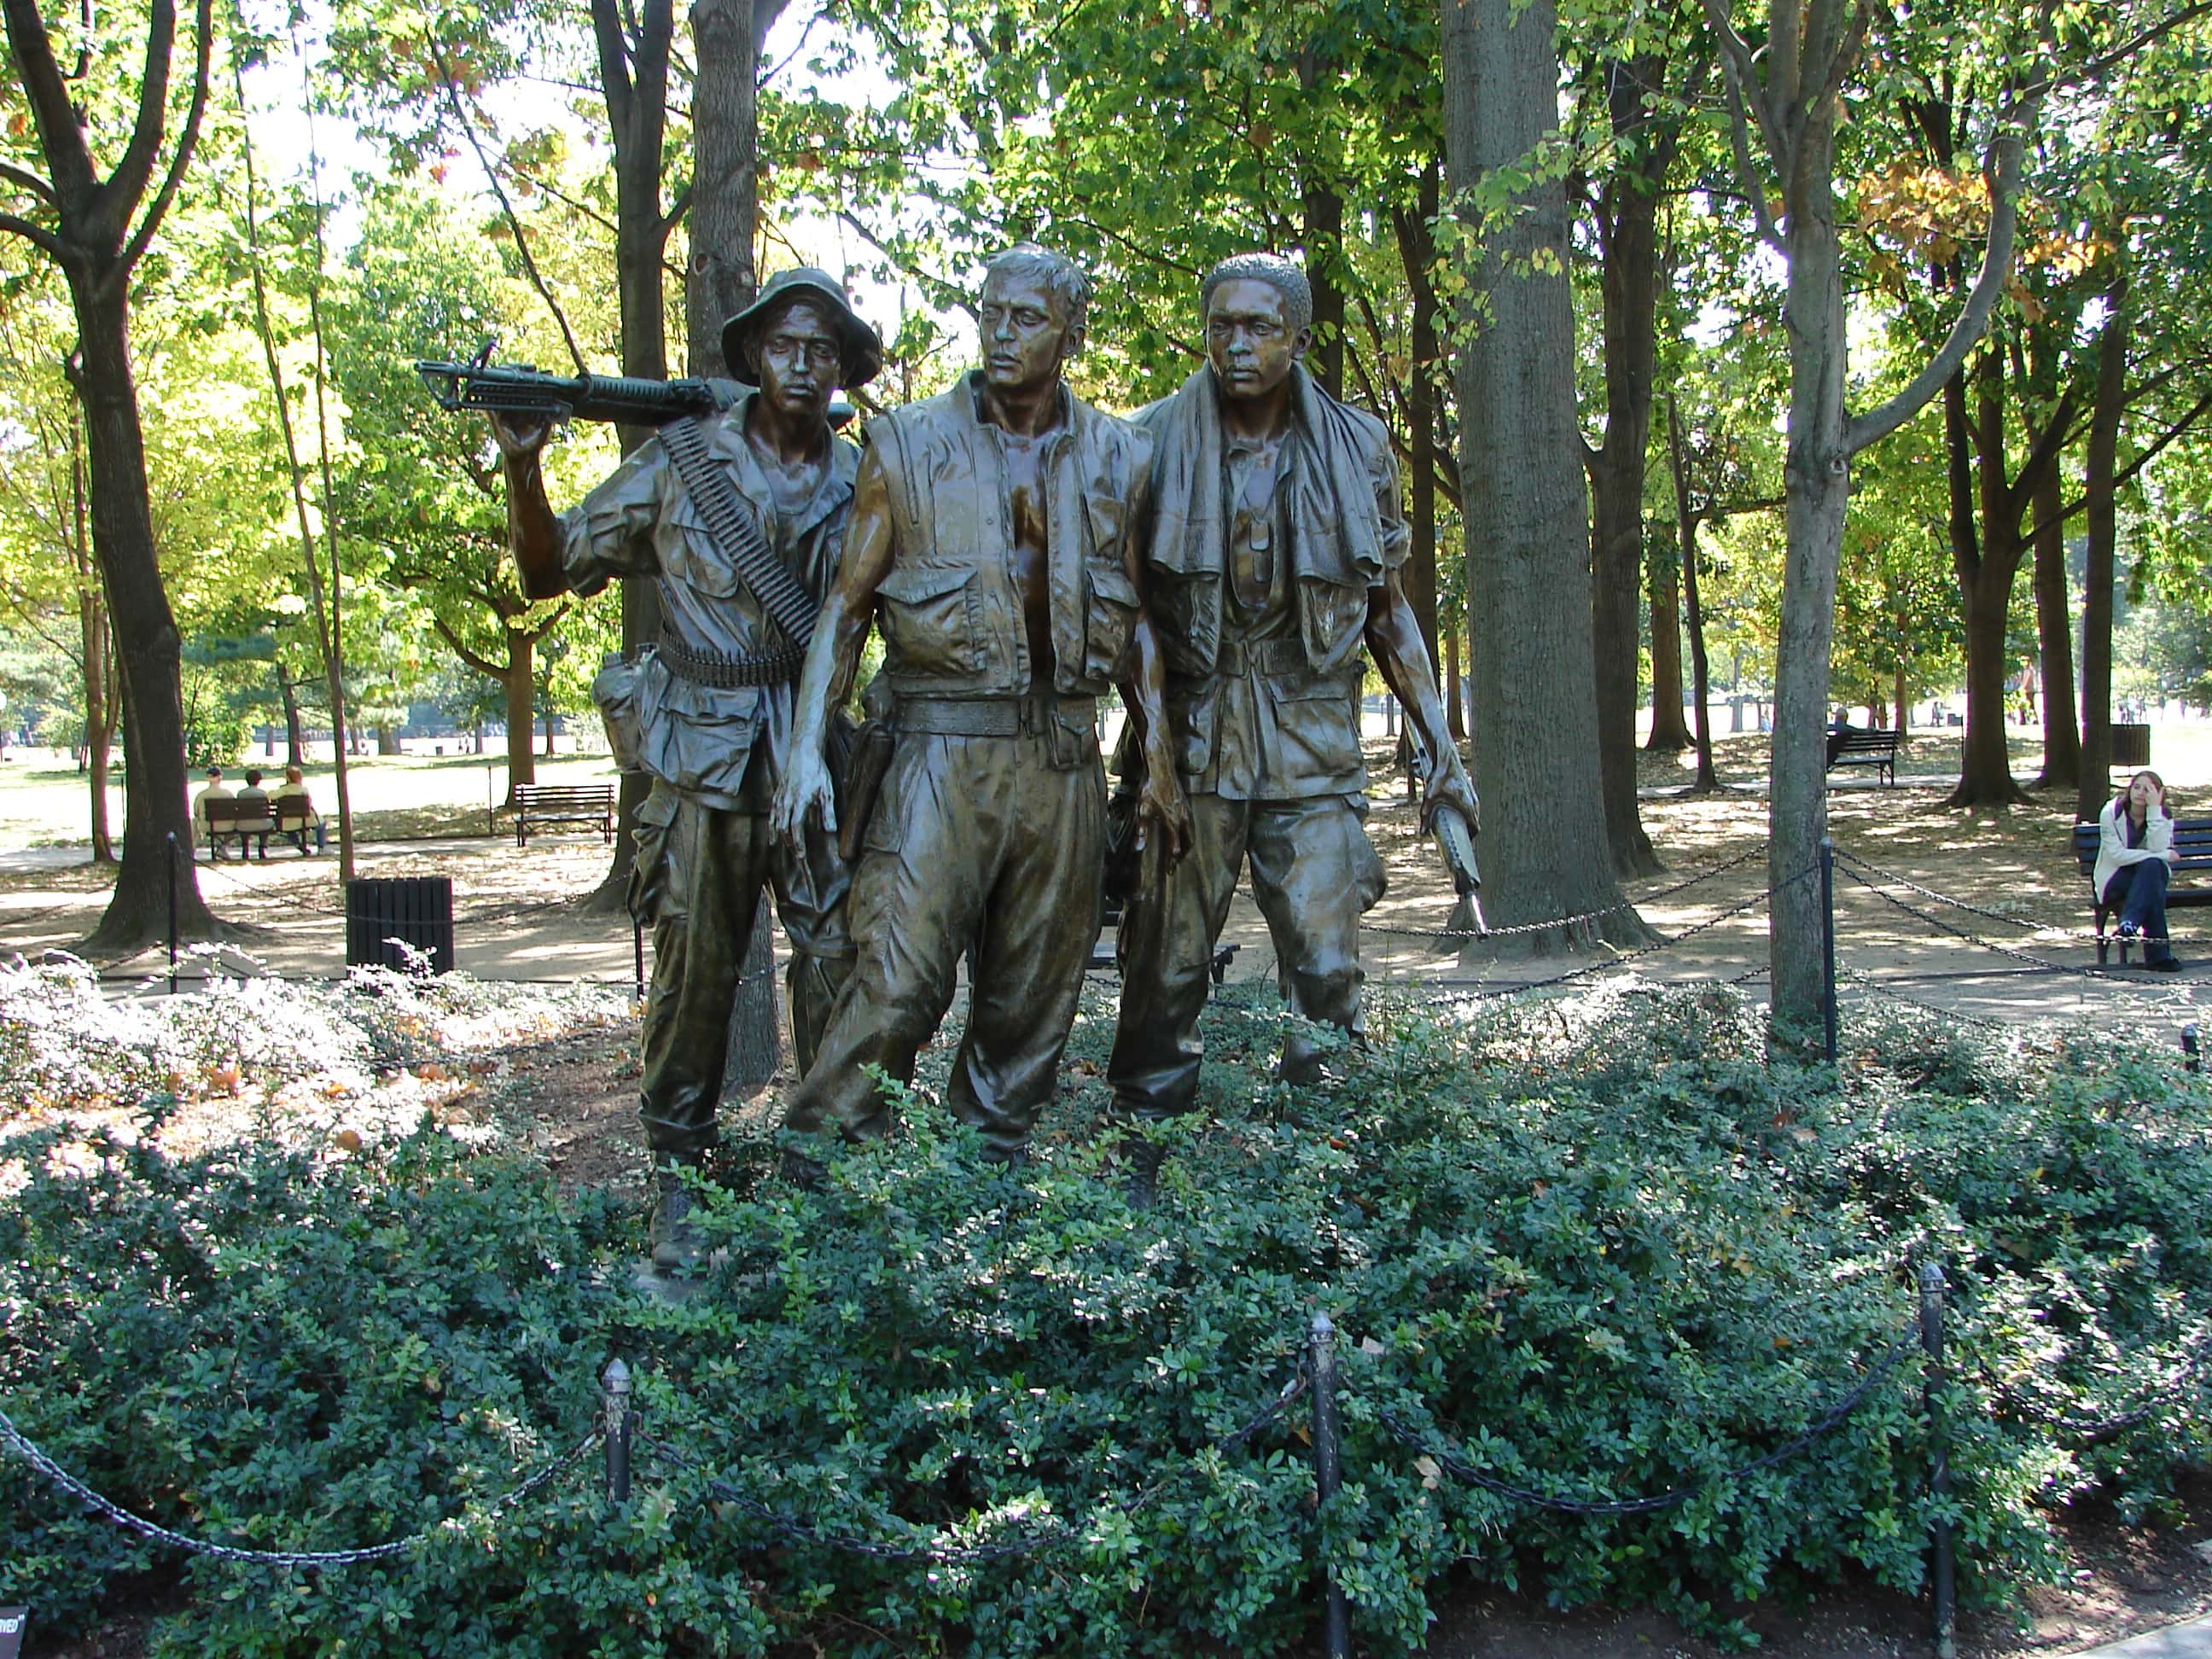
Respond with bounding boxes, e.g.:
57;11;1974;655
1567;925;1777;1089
1363;845;1767;944
189;853;352;921
1840;969;2013;1032
1835;863;2186;990
1370;1330;1922;1517
0;1403;600;1568
1406;864;1819;1004
1828;848;2069;937
1976;1322;2212;1444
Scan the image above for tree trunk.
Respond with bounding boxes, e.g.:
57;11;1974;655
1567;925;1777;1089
1764;109;1853;1036
2075;289;2128;821
1894;665;1909;737
276;661;305;765
2029;464;2079;789
589;0;678;907
377;725;401;756
1582;55;1674;874
1945;351;2036;807
1665;398;1720;791
71;280;218;949
1443;616;1465;741
684;0;760;376
1646;549;1691;749
1301;179;1345;399
70;430;117;863
504;637;537;801
1393;163;1444;673
684;0;783;1089
1443;0;1649;953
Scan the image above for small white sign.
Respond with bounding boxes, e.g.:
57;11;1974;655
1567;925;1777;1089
0;1606;27;1659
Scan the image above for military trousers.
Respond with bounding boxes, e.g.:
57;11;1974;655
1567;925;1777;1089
1109;790;1385;1120
782;724;1104;1158
632;777;854;1156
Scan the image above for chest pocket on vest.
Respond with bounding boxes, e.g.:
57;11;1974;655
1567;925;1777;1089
660;495;747;600
876;562;978;678
1082;562;1142;683
1297;575;1371;674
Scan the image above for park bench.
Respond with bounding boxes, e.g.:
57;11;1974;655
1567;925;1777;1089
1825;727;1902;787
512;782;616;848
203;796;317;859
2070;818;2212;963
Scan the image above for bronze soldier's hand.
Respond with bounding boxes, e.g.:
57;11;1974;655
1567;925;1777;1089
1420;750;1479;837
771;751;837;848
487;410;556;461
1133;770;1192;870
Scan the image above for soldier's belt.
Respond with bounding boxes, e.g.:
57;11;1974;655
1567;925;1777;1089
895;693;1097;738
655;637;806;689
1213;637;1313;676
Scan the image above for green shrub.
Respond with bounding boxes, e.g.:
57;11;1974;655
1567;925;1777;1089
3;979;2211;1655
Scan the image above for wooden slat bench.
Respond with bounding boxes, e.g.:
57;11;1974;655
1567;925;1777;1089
2070;818;2212;963
513;783;616;848
203;797;317;859
1825;727;1902;787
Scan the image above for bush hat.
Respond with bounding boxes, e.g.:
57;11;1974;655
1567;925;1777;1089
723;267;883;390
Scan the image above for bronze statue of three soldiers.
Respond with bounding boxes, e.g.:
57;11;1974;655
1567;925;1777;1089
498;246;1475;1272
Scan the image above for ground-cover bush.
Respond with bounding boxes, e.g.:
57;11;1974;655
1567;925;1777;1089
3;977;2211;1656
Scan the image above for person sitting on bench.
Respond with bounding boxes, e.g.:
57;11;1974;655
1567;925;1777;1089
194;765;236;859
271;764;327;853
2096;768;2185;972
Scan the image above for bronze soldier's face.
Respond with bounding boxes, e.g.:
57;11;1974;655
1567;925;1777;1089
754;297;844;418
978;270;1079;395
1205;278;1308;404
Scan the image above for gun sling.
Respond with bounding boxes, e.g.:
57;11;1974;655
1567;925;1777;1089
659;416;824;653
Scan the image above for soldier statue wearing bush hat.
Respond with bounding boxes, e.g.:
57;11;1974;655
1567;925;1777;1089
491;265;882;1273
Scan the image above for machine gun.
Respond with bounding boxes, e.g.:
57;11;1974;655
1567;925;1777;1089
415;343;730;428
415;341;855;429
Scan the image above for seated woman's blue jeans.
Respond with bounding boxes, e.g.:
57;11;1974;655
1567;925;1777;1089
2103;859;2174;962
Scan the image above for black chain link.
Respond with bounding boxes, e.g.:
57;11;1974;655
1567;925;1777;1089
1371;1331;1920;1516
1836;864;2186;989
0;1405;600;1568
1829;847;2069;936
1977;1322;2212;1443
1364;846;1768;944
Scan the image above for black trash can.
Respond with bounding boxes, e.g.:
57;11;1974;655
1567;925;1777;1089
2110;723;2151;770
346;876;455;975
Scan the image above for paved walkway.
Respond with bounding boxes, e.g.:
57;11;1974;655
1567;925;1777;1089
2085;1615;2212;1656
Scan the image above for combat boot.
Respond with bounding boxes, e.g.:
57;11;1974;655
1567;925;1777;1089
649;1150;707;1275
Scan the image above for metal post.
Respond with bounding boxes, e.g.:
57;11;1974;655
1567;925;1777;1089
2185;1024;2201;1074
1308;1311;1350;1659
165;831;178;995
633;915;646;1004
1820;837;1838;1065
602;1359;632;1506
1918;1260;1956;1659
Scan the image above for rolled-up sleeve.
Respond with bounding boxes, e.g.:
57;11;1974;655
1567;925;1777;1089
558;440;671;597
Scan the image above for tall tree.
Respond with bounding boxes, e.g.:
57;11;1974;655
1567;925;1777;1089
1575;41;1702;878
2;0;224;948
1704;0;2030;1033
1443;0;1650;950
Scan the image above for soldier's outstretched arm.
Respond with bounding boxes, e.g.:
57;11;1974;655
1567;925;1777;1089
1366;569;1478;834
773;445;898;847
487;414;570;602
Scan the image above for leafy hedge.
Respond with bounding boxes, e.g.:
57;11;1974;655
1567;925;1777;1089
5;976;2212;1655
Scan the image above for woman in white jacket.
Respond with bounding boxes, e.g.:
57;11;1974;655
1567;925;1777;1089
2094;769;2183;971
